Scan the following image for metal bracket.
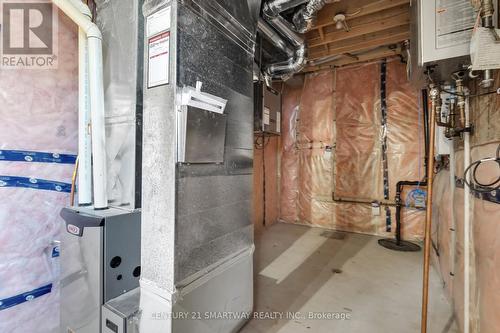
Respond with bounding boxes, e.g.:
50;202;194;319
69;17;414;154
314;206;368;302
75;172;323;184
180;81;227;114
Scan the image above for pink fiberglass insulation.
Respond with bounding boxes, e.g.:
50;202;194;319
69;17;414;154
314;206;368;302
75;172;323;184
335;62;382;200
432;142;500;333
0;11;78;333
280;82;302;223
431;70;500;332
280;59;425;240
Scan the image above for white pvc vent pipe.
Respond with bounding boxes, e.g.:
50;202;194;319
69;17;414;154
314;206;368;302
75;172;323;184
76;5;92;206
52;0;108;209
463;96;471;333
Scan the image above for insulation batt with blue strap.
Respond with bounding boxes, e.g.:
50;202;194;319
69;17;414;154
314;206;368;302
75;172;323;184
0;150;76;192
0;242;60;311
0;284;53;311
0;150;72;312
0;150;77;164
0;176;72;193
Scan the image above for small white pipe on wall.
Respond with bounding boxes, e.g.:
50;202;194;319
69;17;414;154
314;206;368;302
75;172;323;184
77;23;92;205
87;36;108;209
463;96;471;333
449;138;456;277
53;0;108;209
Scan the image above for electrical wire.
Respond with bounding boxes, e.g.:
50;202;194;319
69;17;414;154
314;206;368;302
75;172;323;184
464;144;500;193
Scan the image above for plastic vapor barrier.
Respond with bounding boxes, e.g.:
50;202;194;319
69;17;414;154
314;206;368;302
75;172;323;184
430;70;500;333
280;58;426;240
0;13;78;333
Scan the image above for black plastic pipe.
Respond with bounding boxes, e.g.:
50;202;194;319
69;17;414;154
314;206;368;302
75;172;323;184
422;89;430;181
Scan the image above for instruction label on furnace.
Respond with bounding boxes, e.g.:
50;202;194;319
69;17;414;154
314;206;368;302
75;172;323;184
148;31;170;88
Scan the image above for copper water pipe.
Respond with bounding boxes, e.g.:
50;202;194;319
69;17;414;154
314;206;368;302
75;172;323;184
70;156;79;206
421;86;437;333
429;84;448;127
455;78;466;130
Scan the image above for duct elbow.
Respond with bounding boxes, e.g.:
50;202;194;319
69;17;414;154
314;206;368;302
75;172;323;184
86;24;102;40
292;9;313;33
292;0;330;33
67;0;92;19
52;0;101;39
260;0;312;79
263;0;310;18
263;2;279;18
266;44;307;78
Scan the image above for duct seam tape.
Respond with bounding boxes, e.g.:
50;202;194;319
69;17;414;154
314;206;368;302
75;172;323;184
0;150;77;164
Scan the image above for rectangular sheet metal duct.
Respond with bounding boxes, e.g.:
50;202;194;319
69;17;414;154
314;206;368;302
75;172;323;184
102;1;259;332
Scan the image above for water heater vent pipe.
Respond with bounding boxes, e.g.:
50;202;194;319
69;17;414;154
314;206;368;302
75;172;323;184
52;0;108;209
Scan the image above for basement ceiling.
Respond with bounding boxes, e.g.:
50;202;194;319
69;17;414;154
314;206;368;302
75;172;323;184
304;0;410;72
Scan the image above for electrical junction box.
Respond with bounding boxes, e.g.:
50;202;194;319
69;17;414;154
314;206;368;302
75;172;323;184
254;82;282;135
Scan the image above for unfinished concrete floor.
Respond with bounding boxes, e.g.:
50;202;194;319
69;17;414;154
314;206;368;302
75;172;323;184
240;223;458;333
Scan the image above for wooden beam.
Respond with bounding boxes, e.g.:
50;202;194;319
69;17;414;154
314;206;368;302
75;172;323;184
308;11;409;48
308;25;409;60
304;47;401;72
318;27;325;41
313;0;410;30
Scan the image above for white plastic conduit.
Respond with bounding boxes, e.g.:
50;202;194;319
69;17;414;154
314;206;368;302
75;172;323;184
449;138;456;278
52;0;108;209
463;96;471;333
73;1;92;206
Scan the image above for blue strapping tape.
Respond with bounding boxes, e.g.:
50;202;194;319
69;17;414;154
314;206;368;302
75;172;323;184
0;176;72;193
51;245;60;258
0;150;76;164
0;283;52;311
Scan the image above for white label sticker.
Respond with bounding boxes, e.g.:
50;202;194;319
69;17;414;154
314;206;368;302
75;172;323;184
147;6;171;37
263;107;270;125
276;111;281;133
148;32;170;88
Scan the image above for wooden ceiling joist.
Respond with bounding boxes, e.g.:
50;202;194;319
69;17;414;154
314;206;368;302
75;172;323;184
300;0;411;71
304;46;401;72
308;25;410;61
308;11;409;49
313;0;410;30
